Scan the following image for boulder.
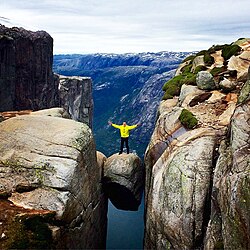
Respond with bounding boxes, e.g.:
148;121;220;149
196;71;216;90
228;51;250;80
178;84;207;107
191;55;205;73
0;115;107;249
103;153;144;210
219;78;236;92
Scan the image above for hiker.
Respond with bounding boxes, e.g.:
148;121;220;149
108;121;141;154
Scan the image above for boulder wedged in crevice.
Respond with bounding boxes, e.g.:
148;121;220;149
102;182;141;211
103;153;144;211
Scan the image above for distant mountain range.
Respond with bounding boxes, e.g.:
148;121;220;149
53;52;192;157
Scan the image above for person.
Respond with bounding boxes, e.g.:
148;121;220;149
108;121;141;154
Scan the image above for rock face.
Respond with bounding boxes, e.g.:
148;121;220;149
204;99;250;250
0;115;107;249
0;25;94;128
103;153;144;210
59;75;94;128
144;39;250;249
0;25;59;111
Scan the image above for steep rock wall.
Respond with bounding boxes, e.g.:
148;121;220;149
0;25;94;128
0;25;59;111
144;39;250;249
59;75;93;128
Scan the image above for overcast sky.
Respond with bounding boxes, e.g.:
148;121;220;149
1;0;249;54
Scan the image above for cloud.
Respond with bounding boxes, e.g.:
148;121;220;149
1;0;250;54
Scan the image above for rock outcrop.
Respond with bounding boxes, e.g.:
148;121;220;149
59;75;94;128
103;153;144;210
0;115;107;249
0;25;59;111
0;25;94;128
144;38;250;249
204;81;250;250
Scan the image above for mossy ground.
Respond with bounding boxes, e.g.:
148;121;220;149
179;109;198;129
222;44;241;61
162;70;196;100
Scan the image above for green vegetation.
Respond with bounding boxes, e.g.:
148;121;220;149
162;75;183;100
222;44;241;61
181;64;192;74
162;60;198;99
180;73;197;85
179;109;198;129
194;65;207;74
162;39;244;100
207;44;225;54
204;52;215;66
233;38;249;46
196;50;206;56
182;54;196;63
206;42;241;61
162;72;197;100
210;67;225;77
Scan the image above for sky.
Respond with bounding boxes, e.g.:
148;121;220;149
0;0;249;54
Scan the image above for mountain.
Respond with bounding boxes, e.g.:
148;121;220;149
53;52;191;157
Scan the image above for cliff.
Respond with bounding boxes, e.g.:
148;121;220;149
144;38;250;249
0;25;103;249
58;75;93;128
0;114;107;249
0;25;93;128
0;24;59;111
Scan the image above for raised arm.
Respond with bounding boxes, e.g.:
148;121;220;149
108;121;121;129
128;123;141;130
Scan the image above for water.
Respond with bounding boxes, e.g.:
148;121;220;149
106;195;145;249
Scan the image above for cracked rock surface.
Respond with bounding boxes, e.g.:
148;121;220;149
0;115;107;249
144;41;250;249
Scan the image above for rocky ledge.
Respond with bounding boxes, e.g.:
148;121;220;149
0;115;107;249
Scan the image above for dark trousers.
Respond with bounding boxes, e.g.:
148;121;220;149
120;137;129;154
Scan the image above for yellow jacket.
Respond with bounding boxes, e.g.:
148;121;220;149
112;123;138;138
